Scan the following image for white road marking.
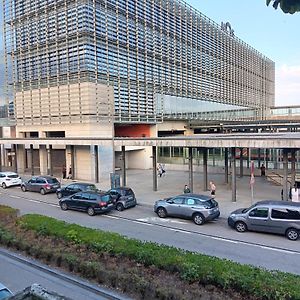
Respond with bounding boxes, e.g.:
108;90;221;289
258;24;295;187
132;220;154;226
10;195;21;199
137;217;188;224
259;245;296;255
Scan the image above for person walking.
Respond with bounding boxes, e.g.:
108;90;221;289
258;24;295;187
184;184;191;194
291;185;299;202
209;181;216;198
260;164;266;177
67;166;72;179
157;164;163;177
62;165;66;179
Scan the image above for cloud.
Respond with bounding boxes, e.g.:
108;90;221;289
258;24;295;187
275;64;300;106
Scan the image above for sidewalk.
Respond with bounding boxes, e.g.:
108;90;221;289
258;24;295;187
20;169;282;218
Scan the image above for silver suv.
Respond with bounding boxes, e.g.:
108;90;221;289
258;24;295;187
228;200;300;240
154;194;220;225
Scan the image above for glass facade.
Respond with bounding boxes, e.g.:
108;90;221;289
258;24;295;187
3;0;275;125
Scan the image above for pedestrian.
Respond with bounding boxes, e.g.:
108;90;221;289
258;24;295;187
291;185;299;202
62;165;66;179
67;166;72;179
157;164;162;177
260;164;266;177
161;164;166;176
184;184;191;194
209;181;216;198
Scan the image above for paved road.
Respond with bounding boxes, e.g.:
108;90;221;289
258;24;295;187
0;188;299;276
0;248;129;300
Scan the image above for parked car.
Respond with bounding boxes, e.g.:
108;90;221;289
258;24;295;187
59;191;115;216
108;187;137;211
154;194;220;225
0;172;22;189
228;200;300;241
0;282;13;300
56;182;97;199
21;176;60;195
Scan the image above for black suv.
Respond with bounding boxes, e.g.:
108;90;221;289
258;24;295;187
108;187;137;211
59;191;115;216
56;182;97;199
21;176;60;195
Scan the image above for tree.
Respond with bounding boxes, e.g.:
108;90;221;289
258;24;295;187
267;0;300;13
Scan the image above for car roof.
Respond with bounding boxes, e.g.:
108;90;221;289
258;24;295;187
0;282;11;291
111;187;131;190
255;200;300;207
175;194;212;200
32;175;56;179
68;182;95;186
0;171;18;175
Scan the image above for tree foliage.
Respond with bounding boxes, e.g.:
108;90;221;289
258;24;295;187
267;0;300;13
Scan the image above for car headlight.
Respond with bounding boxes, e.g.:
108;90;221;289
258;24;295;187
230;214;236;217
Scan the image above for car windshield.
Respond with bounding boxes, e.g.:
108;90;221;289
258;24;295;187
47;178;59;184
243;203;257;213
202;199;218;208
100;194;111;202
121;189;134;196
0;289;12;299
85;185;97;191
7;174;18;179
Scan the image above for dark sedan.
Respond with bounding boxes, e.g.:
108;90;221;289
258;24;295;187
59;191;115;216
21;176;60;195
56;182;97;199
108;187;137;211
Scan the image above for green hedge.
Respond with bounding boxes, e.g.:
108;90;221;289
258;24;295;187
15;214;300;300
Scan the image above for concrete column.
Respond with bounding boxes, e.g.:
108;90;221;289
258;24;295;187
30;144;34;175
0;145;2;172
224;148;229;184
231;147;237;202
90;145;97;183
39;145;48;175
47;145;53;176
95;145;99;183
247;148;250;169
121;146;126;187
188;147;193;193
11;144;17;173
70;145;75;179
152;146;157;191
291;149;296;187
265;148;269;169
16;144;26;174
97;142;114;183
203;147;208;191
212;148;216;167
258;148;261;168
239;147;243;178
282;149;289;201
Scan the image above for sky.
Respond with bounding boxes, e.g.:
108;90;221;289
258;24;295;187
0;1;299;107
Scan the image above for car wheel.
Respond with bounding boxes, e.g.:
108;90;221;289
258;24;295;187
286;228;299;241
156;207;167;218
116;203;124;212
57;192;63;199
40;188;46;195
193;213;205;225
60;202;68;211
235;221;247;233
21;185;26;192
1;182;7;189
87;207;95;216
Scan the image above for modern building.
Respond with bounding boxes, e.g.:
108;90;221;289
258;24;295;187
2;0;275;181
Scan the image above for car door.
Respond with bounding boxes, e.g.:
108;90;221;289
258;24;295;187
35;177;46;192
26;178;37;191
166;197;185;217
181;197;198;218
247;207;270;232
68;192;84;210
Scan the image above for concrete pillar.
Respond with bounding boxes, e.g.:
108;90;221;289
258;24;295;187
239;147;243;178
0;145;2;172
121;146;126;187
11;144;17;173
97;142;114;183
291;149;296;187
39;145;48;175
47;145;53;176
282;149;289;201
203;147;208;191
30;144;34;175
231;147;237;202
247;148;250;169
90;145;97;183
265;148;269;169
152;146;157;191
258;148;261;168
224;148;229;184
16;144;26;174
212;148;216;167
188;147;193;193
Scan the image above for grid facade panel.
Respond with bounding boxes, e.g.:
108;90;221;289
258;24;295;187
4;0;275;125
